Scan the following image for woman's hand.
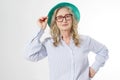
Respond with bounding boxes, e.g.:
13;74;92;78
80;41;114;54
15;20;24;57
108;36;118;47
37;17;48;30
89;67;96;78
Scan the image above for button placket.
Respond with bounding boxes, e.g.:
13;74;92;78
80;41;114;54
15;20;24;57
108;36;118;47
62;39;76;80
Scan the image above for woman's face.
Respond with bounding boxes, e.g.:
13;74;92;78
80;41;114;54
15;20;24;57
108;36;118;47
55;8;73;31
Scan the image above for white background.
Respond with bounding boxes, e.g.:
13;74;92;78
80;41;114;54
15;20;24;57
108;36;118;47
0;0;120;80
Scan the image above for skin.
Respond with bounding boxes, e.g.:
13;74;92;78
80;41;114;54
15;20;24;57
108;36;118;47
55;8;73;45
55;8;72;32
37;7;96;78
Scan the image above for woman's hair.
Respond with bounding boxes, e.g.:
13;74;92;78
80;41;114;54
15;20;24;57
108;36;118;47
50;7;80;47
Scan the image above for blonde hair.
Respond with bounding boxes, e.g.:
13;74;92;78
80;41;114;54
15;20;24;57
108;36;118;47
50;7;80;47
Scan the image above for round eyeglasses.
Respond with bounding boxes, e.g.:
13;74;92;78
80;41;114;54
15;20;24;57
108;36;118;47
55;14;72;22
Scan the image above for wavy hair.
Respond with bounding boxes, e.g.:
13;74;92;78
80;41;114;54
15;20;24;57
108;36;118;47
50;7;80;47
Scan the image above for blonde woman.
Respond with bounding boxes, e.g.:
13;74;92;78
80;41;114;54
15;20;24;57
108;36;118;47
25;2;109;80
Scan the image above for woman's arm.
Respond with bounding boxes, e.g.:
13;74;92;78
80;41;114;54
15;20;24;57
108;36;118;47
25;28;47;62
25;17;48;62
87;36;109;74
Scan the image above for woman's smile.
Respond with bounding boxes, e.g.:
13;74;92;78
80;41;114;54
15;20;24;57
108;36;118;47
62;24;69;27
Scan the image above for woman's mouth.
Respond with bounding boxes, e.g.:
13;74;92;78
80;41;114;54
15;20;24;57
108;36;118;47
62;24;68;26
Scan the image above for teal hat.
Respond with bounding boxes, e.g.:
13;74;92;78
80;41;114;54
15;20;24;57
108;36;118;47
47;2;80;27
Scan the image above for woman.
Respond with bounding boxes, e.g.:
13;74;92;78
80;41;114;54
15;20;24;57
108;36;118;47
25;2;109;80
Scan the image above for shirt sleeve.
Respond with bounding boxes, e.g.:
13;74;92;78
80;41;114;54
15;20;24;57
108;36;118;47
86;36;109;72
24;28;48;62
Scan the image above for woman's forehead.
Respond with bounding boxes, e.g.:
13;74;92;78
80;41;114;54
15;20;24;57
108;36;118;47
56;8;71;16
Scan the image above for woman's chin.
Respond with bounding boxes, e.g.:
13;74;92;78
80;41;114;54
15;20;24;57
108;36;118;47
61;28;71;31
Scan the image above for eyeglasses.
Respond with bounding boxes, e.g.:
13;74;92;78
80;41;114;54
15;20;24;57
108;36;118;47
55;14;72;22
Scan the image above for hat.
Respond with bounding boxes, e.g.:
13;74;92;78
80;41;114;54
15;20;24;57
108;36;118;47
47;2;80;26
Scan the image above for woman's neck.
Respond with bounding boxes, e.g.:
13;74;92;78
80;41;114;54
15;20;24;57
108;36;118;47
60;30;71;45
61;30;70;38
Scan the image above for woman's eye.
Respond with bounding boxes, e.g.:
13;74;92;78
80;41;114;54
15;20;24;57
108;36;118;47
56;17;63;20
65;14;71;18
57;16;63;19
66;15;70;18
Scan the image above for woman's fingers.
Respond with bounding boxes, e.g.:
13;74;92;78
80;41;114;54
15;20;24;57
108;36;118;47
89;67;96;78
37;16;48;29
39;17;47;22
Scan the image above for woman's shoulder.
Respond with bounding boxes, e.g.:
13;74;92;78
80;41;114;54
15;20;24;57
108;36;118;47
79;34;92;44
44;37;53;41
43;37;54;44
79;34;90;40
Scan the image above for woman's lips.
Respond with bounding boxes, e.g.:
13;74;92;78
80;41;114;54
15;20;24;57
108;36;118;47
62;24;68;26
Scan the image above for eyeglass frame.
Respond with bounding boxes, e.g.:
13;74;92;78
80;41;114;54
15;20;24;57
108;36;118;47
55;14;73;22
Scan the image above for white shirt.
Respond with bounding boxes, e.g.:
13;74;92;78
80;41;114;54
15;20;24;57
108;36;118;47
25;28;109;80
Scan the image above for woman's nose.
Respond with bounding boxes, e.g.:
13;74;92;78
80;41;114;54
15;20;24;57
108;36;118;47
62;17;67;22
